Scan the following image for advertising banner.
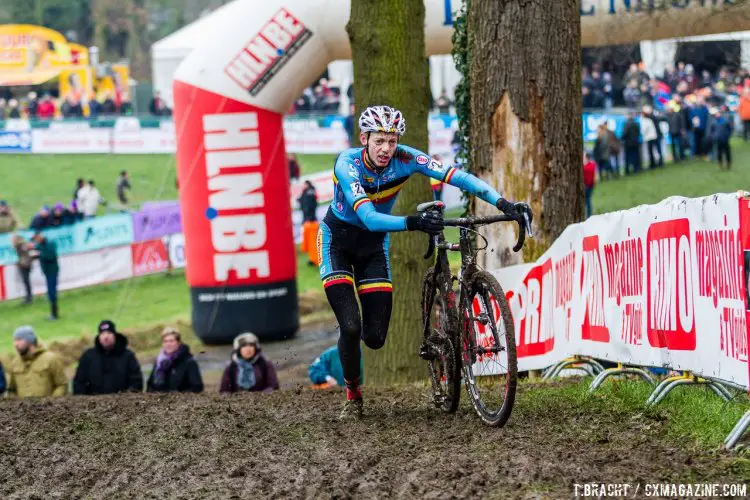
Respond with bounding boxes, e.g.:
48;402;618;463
166;233;186;269
0;213;134;265
488;193;749;388
132;239;170;276
2;244;133;301
132;201;182;242
0;130;32;153
112;129;177;154
31;128;111;153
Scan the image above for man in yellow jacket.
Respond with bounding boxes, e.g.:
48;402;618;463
7;325;67;398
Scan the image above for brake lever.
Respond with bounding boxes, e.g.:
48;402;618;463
523;212;534;239
424;234;435;259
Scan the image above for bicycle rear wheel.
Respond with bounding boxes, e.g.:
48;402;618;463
460;270;517;426
421;268;461;413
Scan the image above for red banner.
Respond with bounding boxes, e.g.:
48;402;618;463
131;240;170;277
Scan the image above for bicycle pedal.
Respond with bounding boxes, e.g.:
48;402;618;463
419;345;437;361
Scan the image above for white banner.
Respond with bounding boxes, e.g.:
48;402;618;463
487;193;750;389
31;128;111;153
166;233;187;269
112;129;177;154
2;245;134;300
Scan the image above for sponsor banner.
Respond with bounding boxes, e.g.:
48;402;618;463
0;213;133;265
31;128;111;153
0;130;32;152
583;112;672;145
0;265;5;300
111;129;177;154
132;239;170;276
132;201;182;242
489;193;749;388
166;233;187;269
2;244;133;301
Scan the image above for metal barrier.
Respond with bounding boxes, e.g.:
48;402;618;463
588;363;656;393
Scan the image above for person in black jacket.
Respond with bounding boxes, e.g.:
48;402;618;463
666;100;686;163
147;326;203;393
298;181;318;223
621;112;642;175
73;319;143;395
0;360;6;395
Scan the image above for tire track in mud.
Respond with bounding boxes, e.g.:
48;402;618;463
1;381;746;499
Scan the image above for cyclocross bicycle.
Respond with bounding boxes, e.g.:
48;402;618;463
419;200;532;426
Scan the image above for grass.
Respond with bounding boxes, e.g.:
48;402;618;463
0;153;335;223
593;138;750;215
520;377;750;451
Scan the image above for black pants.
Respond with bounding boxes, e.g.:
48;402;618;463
743;120;750;142
319;210;393;386
693;129;706;157
716;140;732;167
647;140;663;168
670;134;683;162
19;266;32;301
624;146;641;174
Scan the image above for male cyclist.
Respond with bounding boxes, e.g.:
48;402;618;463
319;105;532;419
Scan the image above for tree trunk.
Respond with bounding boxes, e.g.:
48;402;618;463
469;0;583;267
347;0;431;385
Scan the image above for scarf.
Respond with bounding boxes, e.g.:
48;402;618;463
154;347;181;386
236;355;259;390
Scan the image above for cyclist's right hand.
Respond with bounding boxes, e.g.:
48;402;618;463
406;212;444;235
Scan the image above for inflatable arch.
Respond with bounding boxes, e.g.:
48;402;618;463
174;0;750;343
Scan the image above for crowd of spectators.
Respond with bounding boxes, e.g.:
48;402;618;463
0;323;288;398
0;90;135;120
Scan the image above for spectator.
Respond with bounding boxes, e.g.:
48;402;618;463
435;89;452;115
8;98;21;118
32;231;59;320
117;170;132;206
36;94;55;119
709;106;733;170
308;345;361;388
73;178;85;202
593;123;613;179
49;203;68;227
12;234;35;305
739;87;750;142
100;92;117;115
119;92;134;115
147;327;203;393
0;360;5;395
149;91;165;116
78;179;105;218
621;111;642;175
63;201;80;225
640;106;663;169
26;91;38;119
6;326;67;398
298;180;318;223
220;333;279;394
606;126;621;175
288;153;301;181
0;97;7;118
0;200;18;234
602;72;614;111
689;96;709;158
623;80;641;110
88;92;101;119
73;320;143;395
583;151;597;219
666;100;687;162
29;205;52;231
344;103;355;144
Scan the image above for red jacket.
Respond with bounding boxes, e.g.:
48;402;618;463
583;161;596;188
36;101;55;119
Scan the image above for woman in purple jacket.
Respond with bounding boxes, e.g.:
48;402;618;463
219;333;279;394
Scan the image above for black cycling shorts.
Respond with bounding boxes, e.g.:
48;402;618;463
318;209;392;294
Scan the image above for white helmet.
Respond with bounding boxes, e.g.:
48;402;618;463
359;105;406;136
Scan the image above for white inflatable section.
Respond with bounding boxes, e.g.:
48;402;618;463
174;0;455;114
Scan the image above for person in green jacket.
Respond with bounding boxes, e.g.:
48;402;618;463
7;325;68;398
32;231;59;320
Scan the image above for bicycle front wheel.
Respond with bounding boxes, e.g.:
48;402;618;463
421;268;461;414
460;270;518;427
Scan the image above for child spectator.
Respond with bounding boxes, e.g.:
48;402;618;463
583;151;597;219
220;333;279;394
147;327;203;393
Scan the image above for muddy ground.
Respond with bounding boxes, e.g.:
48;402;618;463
2;378;747;499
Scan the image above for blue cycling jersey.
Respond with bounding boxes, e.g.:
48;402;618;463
328;145;503;232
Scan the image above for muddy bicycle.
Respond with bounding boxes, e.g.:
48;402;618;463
419;200;532;426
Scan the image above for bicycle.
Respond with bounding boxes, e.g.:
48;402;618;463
419;200;532;426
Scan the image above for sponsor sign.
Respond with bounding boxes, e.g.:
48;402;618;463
132;239;170;276
132;202;182;242
0;130;32;152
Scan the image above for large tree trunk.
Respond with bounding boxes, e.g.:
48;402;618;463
347;0;431;385
469;0;583;267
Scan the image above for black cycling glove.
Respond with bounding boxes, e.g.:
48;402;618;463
497;199;533;225
406;212;444;235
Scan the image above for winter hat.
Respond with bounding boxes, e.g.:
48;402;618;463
233;332;260;351
54;202;64;211
98;319;117;334
13;325;37;345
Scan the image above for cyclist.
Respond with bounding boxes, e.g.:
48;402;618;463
319;105;532;419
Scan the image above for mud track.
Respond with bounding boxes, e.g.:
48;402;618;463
1;380;746;499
